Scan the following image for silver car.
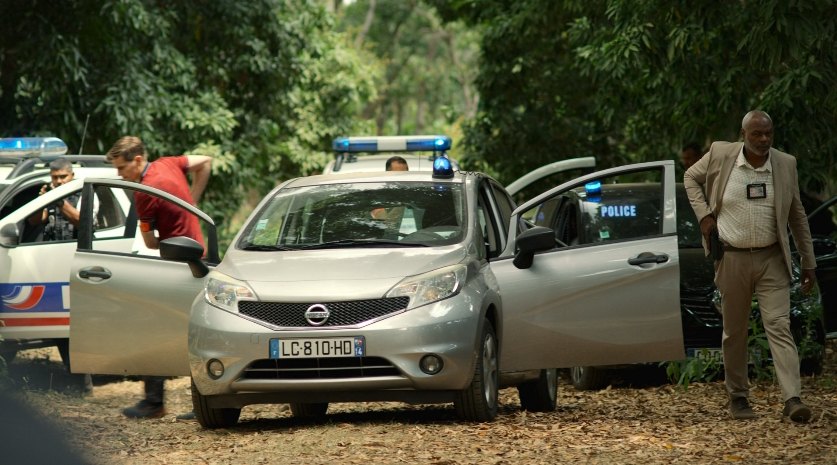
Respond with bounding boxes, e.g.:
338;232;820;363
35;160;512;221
70;141;683;428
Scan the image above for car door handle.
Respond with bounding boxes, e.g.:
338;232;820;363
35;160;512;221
627;253;669;266
79;267;112;280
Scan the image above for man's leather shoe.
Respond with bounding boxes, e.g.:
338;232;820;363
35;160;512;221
122;400;166;419
782;397;812;423
728;397;757;420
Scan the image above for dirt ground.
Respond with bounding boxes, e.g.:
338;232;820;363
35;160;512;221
3;342;836;465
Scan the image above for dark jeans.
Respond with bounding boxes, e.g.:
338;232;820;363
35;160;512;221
143;376;166;406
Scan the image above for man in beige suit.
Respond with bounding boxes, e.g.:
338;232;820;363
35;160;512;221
684;110;817;423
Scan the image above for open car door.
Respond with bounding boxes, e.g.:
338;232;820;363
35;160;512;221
492;161;683;371
69;178;219;377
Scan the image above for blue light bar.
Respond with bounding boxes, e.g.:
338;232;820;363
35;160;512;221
332;135;452;153
432;155;455;179
584;180;602;196
0;137;68;157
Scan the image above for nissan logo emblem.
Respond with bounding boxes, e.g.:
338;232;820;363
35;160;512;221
304;304;330;326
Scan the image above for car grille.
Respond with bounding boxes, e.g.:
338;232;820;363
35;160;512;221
238;297;410;328
242;356;401;380
682;298;722;328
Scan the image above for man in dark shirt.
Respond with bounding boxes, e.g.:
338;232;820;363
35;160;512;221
106;136;211;419
27;158;83;241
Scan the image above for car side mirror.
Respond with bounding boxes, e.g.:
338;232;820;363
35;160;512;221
0;223;20;247
513;226;555;269
159;236;209;278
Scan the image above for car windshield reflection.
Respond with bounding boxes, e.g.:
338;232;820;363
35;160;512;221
238;181;466;249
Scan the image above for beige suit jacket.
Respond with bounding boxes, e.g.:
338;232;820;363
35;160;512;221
683;141;816;277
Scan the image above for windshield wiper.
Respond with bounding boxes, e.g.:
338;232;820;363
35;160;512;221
241;244;301;251
301;239;428;250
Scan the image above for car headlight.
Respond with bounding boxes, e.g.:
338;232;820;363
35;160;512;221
204;274;257;313
386;264;467;310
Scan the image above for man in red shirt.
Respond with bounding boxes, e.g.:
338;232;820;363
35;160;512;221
106;136;212;419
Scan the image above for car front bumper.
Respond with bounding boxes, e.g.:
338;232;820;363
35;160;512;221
189;291;482;402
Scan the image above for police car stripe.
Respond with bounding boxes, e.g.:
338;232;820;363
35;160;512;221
0;317;70;326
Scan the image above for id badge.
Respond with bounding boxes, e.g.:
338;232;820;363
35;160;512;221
747;183;767;199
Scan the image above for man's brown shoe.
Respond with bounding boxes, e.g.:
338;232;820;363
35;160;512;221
782;397;812;423
728;397;757;420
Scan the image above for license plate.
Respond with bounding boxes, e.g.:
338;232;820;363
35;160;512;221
269;337;365;359
687;348;723;363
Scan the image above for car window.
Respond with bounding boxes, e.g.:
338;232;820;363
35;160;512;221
0;182;41;220
240;181;467;248
522;167;665;247
78;185;208;258
490;182;514;238
93;186;127;232
477;185;500;258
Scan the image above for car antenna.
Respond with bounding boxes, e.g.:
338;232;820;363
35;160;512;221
78;113;90;155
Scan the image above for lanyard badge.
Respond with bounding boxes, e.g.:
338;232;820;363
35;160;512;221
747;183;767;199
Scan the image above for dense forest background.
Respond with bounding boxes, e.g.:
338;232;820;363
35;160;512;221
1;0;834;245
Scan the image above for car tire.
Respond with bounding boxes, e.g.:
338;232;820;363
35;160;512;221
454;319;499;422
517;368;558;412
289;402;329;419
570;366;609;391
55;338;75;371
0;349;17;366
191;379;241;428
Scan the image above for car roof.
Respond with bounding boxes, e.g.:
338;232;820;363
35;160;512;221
285;169;470;189
323;153;459;174
0;154;111;181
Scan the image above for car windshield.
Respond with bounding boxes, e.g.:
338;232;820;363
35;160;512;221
238;181;466;249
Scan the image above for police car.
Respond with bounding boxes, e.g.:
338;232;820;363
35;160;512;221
0;137;137;365
69;135;684;427
323;135;461;174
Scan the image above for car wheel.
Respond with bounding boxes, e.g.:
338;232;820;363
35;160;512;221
55;338;71;371
570;366;609;391
0;349;17;366
454;319;499;422
518;368;558;412
191;379;241;428
289;402;329;419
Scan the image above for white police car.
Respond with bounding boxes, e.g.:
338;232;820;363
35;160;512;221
0;137;138;365
69;135;684;427
323;135;460;174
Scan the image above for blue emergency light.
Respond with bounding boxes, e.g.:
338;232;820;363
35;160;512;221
584;180;602;203
0;137;68;157
432;155;455;179
332;135;452;153
584;180;602;196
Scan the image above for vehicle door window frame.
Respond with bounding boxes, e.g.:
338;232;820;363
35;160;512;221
501;161;677;258
77;180;220;264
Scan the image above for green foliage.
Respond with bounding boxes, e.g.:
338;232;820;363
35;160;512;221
336;0;480;145
747;317;774;382
663;351;721;389
429;0;836;197
0;0;377;248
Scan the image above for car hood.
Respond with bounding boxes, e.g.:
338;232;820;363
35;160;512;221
216;246;468;300
679;246;715;297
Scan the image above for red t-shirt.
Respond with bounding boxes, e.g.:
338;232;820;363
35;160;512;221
135;156;204;247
